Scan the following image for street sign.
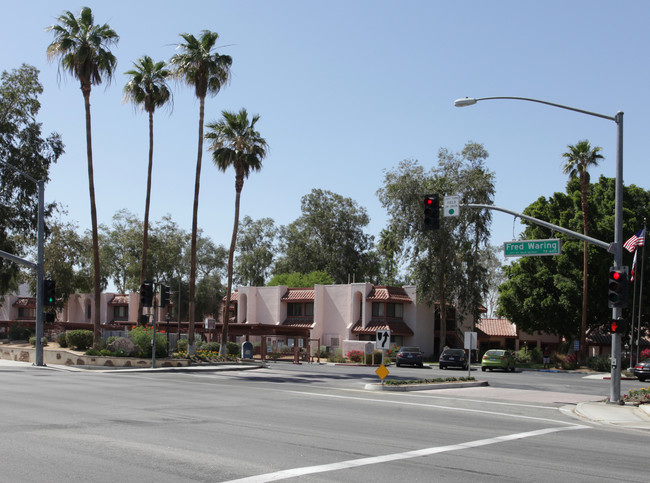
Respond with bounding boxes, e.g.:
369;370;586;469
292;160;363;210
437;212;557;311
444;195;460;217
376;330;391;350
464;332;477;350
504;239;561;257
375;364;389;381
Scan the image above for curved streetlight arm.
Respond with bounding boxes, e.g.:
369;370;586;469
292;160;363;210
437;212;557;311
454;96;618;122
463;204;613;252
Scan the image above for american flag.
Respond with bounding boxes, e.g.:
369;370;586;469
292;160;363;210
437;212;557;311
624;228;646;253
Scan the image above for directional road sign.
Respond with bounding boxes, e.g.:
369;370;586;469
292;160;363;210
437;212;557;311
376;330;391;350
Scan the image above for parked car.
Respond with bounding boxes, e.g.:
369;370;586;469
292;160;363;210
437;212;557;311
481;349;516;372
633;359;650;382
396;347;424;367
439;348;467;370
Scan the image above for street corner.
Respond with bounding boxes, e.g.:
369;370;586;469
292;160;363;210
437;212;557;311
572;401;650;429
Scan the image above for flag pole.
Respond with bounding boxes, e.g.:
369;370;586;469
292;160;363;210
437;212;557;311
635;218;647;365
630;249;638;367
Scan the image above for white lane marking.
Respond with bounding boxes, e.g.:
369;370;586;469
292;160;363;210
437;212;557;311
225;425;587;482
285;390;582;426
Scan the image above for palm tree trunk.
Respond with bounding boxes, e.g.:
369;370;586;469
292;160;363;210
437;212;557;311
139;108;155;321
83;86;102;349
221;186;242;356
188;96;206;349
580;179;589;364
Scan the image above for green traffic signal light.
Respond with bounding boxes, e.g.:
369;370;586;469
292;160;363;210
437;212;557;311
43;279;56;307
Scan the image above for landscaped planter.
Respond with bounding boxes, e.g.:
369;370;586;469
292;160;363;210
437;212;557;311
364;380;488;391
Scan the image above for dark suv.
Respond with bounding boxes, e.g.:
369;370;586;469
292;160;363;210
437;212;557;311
439;348;468;370
396;347;424;367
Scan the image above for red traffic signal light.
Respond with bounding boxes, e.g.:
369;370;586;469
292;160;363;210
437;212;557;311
608;267;629;308
423;194;440;230
140;281;154;307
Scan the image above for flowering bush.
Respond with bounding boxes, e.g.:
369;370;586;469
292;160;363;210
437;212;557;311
623;387;650;405
556;353;578;370
641;348;650;360
346;350;364;363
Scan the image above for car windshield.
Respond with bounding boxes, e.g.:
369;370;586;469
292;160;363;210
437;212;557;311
400;347;420;353
444;349;464;356
485;350;504;356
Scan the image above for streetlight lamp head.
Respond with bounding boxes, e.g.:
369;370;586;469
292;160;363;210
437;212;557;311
454;98;477;107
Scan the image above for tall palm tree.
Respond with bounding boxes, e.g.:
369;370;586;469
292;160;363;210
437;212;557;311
124;56;172;319
562;140;603;364
46;7;118;348
170;31;232;349
206;109;268;355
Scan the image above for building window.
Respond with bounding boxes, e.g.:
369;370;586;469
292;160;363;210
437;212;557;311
113;306;128;319
387;303;403;318
372;302;403;318
304;303;314;316
287;303;302;316
18;307;36;319
86;304;91;320
372;303;384;317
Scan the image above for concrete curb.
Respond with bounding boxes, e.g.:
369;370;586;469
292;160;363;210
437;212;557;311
364;380;489;392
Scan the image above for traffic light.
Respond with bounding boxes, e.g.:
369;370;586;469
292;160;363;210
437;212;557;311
160;284;170;308
608;266;629;308
610;317;628;334
424;194;440;230
43;279;56;307
140;281;154;307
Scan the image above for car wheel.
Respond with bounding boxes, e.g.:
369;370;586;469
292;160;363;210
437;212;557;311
481;367;486;372
396;363;401;367
440;365;445;370
638;376;646;382
418;363;424;368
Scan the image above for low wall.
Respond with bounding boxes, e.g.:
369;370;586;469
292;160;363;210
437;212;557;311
0;345;189;368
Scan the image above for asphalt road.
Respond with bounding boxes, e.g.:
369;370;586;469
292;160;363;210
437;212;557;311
0;362;647;482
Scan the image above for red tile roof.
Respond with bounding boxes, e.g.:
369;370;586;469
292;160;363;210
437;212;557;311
281;288;314;302
476;318;517;337
282;317;315;329
12;297;35;308
352;319;414;336
366;286;412;303
109;294;129;305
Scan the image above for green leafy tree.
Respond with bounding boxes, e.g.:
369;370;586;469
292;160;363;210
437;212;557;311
235;216;277;286
170;30;232;348
46;7;119;348
267;271;334;287
206;108;268;355
124;55;172;316
562;140;603;362
377;142;495;355
0;64;63;293
99;210;142;293
275;189;378;284
498;176;650;341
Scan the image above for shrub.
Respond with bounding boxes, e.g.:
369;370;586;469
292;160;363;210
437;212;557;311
29;336;47;347
587;355;611;372
127;326;167;358
641;348;650;360
202;342;221;353
66;330;94;351
56;332;67;348
227;341;240;356
556;353;578;370
85;348;101;356
346;350;364;363
8;321;31;341
176;339;188;352
364;350;384;364
327;349;346;363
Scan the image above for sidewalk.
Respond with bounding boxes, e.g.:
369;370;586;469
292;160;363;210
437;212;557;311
574;401;650;429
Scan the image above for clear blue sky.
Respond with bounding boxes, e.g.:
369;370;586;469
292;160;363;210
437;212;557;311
3;1;649;277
